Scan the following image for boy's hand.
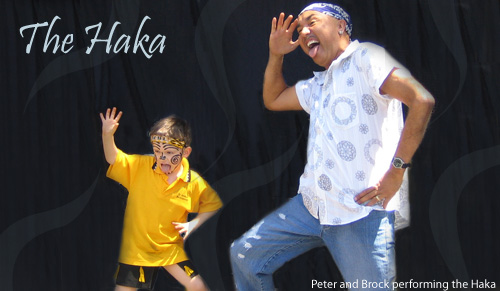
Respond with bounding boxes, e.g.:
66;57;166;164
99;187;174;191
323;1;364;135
172;221;193;241
100;107;123;136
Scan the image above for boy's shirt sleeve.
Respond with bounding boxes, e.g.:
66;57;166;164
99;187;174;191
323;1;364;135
106;149;139;190
191;174;223;213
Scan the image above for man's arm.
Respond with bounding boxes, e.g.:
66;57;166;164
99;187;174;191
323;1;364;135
263;13;302;111
355;68;435;207
100;107;123;165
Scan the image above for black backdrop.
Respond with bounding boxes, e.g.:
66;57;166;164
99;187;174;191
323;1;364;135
1;0;499;290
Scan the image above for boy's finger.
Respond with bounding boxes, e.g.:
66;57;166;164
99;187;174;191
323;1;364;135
115;111;123;121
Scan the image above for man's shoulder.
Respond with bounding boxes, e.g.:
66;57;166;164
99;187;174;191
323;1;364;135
353;41;386;57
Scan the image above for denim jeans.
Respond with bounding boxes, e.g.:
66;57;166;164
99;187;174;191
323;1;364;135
230;195;395;291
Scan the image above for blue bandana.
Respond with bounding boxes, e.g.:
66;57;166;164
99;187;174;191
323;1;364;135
299;3;353;36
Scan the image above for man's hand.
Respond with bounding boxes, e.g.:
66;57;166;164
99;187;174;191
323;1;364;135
100;107;122;136
269;13;299;57
354;168;405;208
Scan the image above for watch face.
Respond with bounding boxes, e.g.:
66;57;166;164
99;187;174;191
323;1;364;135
393;158;403;168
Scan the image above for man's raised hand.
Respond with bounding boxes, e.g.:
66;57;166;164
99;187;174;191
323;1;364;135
269;13;299;57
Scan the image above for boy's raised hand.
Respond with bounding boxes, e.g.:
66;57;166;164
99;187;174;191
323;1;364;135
100;107;123;136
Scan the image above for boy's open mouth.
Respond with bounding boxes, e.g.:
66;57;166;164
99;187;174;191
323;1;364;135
160;163;171;174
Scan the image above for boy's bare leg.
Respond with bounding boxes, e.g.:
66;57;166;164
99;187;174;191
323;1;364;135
115;285;137;291
163;264;207;291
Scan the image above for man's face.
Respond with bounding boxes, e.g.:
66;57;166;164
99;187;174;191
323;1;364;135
152;141;184;175
297;11;343;68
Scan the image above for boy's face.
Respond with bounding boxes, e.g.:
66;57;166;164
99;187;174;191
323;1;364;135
152;140;189;175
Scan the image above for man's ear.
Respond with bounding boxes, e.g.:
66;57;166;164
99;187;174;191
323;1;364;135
182;147;192;158
337;19;346;31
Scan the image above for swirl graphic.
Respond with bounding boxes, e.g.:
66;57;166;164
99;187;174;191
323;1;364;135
427;0;467;124
429;145;500;283
0;174;99;291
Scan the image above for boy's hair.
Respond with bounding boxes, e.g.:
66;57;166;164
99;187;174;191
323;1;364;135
149;115;192;147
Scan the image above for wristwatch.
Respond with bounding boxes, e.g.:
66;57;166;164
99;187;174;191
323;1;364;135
392;157;411;169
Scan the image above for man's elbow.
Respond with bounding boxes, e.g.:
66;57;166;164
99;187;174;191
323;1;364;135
263;99;280;111
408;83;435;115
420;90;435;114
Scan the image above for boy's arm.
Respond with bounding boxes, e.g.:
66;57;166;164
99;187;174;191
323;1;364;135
172;210;218;240
100;107;123;165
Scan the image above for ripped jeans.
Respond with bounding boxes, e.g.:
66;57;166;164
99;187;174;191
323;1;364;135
230;195;395;291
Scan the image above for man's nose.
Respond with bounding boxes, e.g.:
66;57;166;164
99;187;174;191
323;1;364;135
300;27;310;35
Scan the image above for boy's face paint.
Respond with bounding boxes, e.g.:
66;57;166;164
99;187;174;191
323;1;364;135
152;141;184;175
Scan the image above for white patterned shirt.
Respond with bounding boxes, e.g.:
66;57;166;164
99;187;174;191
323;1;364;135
295;40;410;229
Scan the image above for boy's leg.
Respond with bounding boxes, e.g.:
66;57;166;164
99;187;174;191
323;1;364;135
321;210;396;291
163;262;207;291
230;195;323;291
114;263;159;291
115;285;137;291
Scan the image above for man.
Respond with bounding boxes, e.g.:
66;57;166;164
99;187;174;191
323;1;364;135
230;3;434;291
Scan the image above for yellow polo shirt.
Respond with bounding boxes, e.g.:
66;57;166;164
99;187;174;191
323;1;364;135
107;149;223;266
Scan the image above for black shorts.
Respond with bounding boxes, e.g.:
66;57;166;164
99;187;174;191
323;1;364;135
115;261;199;290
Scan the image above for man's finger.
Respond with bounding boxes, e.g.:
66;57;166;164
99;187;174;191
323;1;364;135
282;15;294;30
288;18;299;33
354;186;376;202
277;13;285;29
271;17;277;33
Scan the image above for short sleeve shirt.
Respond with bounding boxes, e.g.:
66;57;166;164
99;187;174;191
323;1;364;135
107;149;223;266
295;40;409;229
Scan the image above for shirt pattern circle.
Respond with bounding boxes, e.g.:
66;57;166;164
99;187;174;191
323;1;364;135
337;140;356;161
362;94;378;115
318;174;332;191
332;97;357;126
364;139;383;165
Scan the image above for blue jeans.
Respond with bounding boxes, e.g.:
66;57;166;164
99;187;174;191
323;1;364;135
230;195;395;291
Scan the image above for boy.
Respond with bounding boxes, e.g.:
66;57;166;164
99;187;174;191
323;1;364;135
100;107;223;291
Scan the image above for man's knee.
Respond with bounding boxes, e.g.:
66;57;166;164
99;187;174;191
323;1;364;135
229;238;244;262
230;236;254;272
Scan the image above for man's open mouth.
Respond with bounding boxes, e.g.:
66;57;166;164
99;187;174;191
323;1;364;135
307;40;320;58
